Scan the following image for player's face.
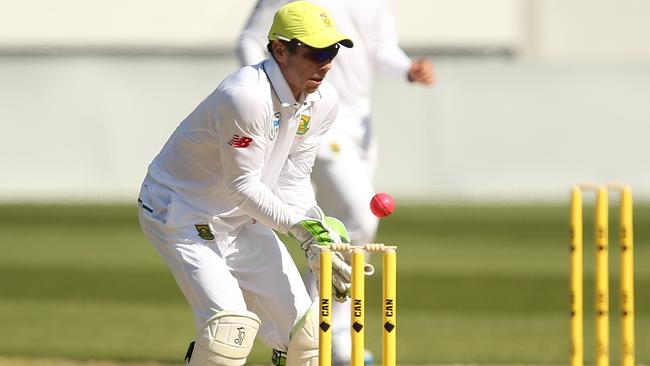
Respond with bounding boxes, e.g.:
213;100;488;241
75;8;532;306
283;42;339;98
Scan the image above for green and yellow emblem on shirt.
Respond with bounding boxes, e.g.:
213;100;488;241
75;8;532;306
195;224;214;241
297;114;311;135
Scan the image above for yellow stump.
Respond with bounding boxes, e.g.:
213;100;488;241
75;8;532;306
595;186;609;366
351;249;365;366
383;249;397;366
620;186;635;366
319;248;332;366
570;186;583;366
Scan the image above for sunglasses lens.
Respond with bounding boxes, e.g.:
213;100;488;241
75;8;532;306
305;45;339;63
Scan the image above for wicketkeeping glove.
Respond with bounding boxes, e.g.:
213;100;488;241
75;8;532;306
288;207;352;302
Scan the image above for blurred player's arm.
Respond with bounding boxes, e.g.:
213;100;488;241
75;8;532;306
236;0;289;66
370;0;435;85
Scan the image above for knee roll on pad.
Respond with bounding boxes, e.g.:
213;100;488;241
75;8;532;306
188;310;261;366
286;302;319;366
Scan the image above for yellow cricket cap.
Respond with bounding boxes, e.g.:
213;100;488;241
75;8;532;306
268;1;353;49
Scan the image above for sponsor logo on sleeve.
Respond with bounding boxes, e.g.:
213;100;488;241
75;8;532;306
228;135;253;148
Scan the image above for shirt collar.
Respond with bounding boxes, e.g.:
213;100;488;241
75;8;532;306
262;58;322;108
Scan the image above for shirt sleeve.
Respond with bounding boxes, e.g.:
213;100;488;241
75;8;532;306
367;0;412;78
236;0;289;66
276;91;339;216
217;86;304;234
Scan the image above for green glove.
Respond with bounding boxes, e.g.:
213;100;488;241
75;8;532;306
288;207;352;301
289;218;341;249
323;216;350;244
288;208;349;249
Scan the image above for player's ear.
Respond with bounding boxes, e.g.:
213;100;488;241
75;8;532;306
272;41;288;64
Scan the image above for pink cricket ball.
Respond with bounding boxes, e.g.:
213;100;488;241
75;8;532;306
370;192;395;218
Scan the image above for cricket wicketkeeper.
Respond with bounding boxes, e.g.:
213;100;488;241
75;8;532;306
137;2;356;365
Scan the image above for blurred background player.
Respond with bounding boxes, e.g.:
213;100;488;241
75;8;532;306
237;1;435;364
138;2;358;365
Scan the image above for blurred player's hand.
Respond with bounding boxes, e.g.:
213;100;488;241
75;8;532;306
407;58;435;85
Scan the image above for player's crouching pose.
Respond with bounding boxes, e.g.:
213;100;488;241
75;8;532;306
137;2;355;365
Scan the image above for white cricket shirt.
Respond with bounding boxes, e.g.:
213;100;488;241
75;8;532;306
146;58;339;234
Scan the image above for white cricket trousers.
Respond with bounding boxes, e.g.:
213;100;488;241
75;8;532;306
138;208;312;351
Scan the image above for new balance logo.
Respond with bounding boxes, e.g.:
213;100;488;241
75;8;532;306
228;135;253;148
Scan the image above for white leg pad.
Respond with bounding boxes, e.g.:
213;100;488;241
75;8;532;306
286;301;319;366
188;310;261;366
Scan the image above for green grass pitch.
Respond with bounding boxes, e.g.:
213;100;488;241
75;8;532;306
0;203;648;364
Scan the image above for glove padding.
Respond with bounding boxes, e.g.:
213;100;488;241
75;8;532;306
289;208;352;302
303;242;351;302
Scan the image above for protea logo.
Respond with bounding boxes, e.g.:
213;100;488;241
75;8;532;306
297;113;311;135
